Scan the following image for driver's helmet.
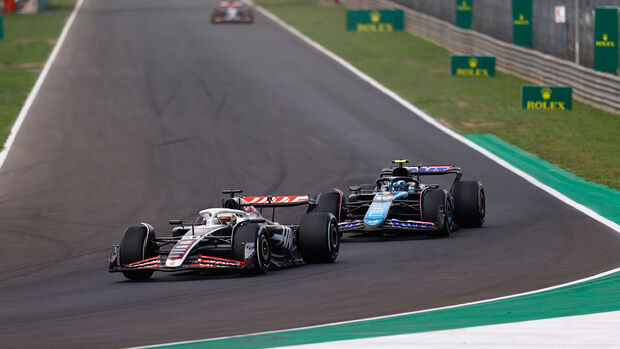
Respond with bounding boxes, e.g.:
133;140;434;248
392;180;407;192
216;212;237;225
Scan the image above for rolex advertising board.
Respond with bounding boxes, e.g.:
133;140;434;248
346;9;404;32
594;8;618;73
512;0;532;46
451;56;495;76
456;0;473;29
522;86;572;110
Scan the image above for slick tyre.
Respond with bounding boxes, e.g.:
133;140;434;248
299;213;339;263
233;223;270;275
119;226;156;280
421;189;452;238
453;181;485;228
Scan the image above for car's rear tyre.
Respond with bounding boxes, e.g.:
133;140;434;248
314;191;343;221
119;226;156;280
453;181;485;227
421;189;452;238
299;212;339;263
233;223;270;274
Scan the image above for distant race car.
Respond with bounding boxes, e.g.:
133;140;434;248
338;160;485;238
211;1;254;23
108;190;342;280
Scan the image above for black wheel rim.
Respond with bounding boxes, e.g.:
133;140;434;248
259;234;270;267
329;222;339;255
445;198;453;228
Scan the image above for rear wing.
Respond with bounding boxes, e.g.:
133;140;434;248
221;190;312;222
222;189;312;208
239;195;310;207
408;166;461;174
381;165;462;176
380;165;464;187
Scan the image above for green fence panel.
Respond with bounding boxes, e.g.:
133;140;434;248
594;8;618;73
512;0;532;46
456;0;473;29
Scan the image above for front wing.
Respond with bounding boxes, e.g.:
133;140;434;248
211;16;253;23
108;246;246;273
339;218;436;233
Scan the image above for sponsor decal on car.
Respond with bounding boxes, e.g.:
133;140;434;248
244;242;255;261
166;239;200;267
272;227;293;249
339;220;363;231
387;219;435;229
241;195;309;204
127;256;161;268
408;166;452;173
108;245;119;267
192;255;244;268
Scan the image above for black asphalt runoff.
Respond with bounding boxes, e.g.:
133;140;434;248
0;0;618;347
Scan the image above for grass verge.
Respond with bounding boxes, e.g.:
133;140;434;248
255;0;619;190
0;0;76;147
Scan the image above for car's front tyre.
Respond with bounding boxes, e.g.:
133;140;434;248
422;189;452;238
119;226;157;280
233;223;271;275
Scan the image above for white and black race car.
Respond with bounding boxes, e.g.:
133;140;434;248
108;190;342;280
211;1;254;23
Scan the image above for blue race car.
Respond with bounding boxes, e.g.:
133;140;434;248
338;160;485;238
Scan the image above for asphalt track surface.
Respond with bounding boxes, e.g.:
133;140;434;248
0;0;619;347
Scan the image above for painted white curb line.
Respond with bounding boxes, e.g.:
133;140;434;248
0;0;85;170
278;310;620;348
135;267;620;348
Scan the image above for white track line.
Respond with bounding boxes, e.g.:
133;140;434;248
251;3;619;234
0;0;85;170
135;266;620;348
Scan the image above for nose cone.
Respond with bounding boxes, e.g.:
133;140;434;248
364;199;391;230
